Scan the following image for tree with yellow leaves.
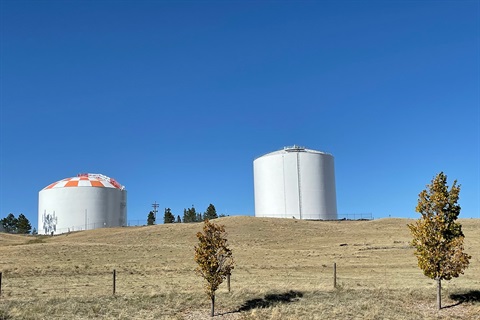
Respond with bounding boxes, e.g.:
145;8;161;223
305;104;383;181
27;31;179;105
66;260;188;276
194;219;234;317
408;172;471;310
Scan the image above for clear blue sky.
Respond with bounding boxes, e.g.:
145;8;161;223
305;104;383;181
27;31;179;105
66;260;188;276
1;1;479;228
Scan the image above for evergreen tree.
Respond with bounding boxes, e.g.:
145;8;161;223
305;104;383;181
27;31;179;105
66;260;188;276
17;214;32;234
0;213;18;233
176;215;182;223
32;227;38;235
183;206;197;223
204;204;218;220
408;172;471;310
147;211;156;225
163;208;175;224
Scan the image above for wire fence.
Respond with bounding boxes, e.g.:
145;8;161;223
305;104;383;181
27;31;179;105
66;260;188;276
0;262;434;300
42;220;149;235
127;219;148;226
0;269;193;299
51;222;111;235
337;213;373;220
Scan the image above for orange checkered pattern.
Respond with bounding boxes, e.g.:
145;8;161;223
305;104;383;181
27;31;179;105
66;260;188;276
43;176;119;190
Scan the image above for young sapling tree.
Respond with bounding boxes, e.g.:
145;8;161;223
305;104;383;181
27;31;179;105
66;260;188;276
194;219;234;317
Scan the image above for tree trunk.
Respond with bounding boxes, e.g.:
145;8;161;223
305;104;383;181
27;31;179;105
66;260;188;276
227;273;231;292
211;294;215;317
437;278;442;310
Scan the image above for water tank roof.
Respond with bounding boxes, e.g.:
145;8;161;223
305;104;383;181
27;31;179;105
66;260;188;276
255;145;332;159
42;173;125;190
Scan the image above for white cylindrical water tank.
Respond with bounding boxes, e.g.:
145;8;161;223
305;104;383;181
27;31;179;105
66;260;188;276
254;146;337;220
38;173;127;235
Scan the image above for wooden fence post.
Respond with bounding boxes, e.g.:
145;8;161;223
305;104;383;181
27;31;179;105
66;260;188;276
333;263;337;289
113;269;116;295
227;273;231;292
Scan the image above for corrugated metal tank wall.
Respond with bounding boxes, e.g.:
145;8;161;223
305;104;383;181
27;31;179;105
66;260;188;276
254;146;337;220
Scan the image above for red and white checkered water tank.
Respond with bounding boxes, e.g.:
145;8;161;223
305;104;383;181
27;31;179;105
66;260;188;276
38;173;127;235
254;146;337;220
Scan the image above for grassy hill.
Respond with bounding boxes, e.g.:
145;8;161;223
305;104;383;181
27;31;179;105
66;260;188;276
0;217;479;319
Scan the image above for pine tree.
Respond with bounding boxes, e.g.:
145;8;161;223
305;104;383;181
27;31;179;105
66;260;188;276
163;208;175;224
183;206;197;223
194;220;234;317
176;215;182;223
16;214;32;234
0;213;18;233
147;211;156;225
204;204;218;220
408;172;471;310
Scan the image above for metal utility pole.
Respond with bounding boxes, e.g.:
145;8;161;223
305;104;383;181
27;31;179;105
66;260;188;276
152;201;159;220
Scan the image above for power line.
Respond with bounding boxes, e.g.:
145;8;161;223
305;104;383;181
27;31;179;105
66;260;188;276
152;201;159;220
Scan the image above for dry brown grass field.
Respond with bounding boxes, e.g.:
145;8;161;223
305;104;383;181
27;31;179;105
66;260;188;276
0;216;479;319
